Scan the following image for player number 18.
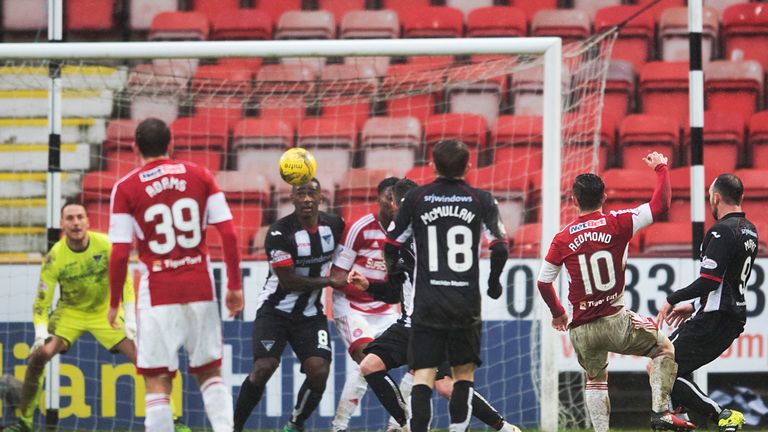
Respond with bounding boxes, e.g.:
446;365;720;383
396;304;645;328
428;225;473;272
144;198;202;255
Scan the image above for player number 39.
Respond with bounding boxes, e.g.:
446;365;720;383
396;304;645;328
144;198;202;255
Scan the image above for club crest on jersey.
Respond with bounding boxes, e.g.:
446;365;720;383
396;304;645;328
701;257;718;270
569;218;607;234
93;254;102;262
139;164;186;182
261;340;275;351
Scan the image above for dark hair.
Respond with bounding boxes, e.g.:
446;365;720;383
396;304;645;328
712;173;743;205
377;177;399;196
432;139;469;179
572;173;605;211
61;200;86;217
135;118;171;158
393;178;418;205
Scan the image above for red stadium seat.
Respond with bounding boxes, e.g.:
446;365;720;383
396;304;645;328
667;167;716;226
509;0;556;20
405;166;437;184
255;0;301;24
193;0;240;20
340;10;400;39
298;118;357;186
531;10;591;44
683;111;745;175
82;171;123;232
602;168;656;214
249;225;271;260
573;0;621;22
319;0;365;24
209;171;270;258
447;62;507;126
735;169;768;219
129;0;177;32
382;0;431;18
602;60;635;126
511;64;571;116
276;10;336;40
401;6;464;38
639;61;689;127
149;11;210;41
474;161;530;233
170;117;229;172
636;0;686;21
103;119;139;173
319;64;377;130
362;116;422;176
447;0;494;18
255;64;315;128
424;114;488;169
705;60;764;123
562;112;616;173
3;0;46;32
191;65;251;131
704;0;743;16
643;222;692;256
595;6;655;70
127;63;187;124
723;3;768;69
66;0;113;31
384;64;441;123
466;7;527;38
233;119;293;186
748;111;768;169
211;8;273;40
660;7;719;63
619;114;679;170
510;223;542;258
492;115;543;172
337;169;397;222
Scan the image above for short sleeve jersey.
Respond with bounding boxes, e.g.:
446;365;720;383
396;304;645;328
333;213;398;314
676;212;758;322
108;158;233;307
541;205;654;327
258;211;345;317
35;232;134;326
385;177;506;330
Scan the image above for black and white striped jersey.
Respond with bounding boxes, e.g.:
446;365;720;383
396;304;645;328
257;211;345;317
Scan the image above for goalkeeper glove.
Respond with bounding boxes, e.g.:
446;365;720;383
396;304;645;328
123;302;137;341
487;278;503;300
31;323;49;354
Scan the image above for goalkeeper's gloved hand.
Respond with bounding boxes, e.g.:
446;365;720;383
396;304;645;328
31;324;49;354
487;278;503;300
123;303;137;341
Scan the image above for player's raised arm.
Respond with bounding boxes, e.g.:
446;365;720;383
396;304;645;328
536;241;568;331
483;194;509;299
625;152;671;236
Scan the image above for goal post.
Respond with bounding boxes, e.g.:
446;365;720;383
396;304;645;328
0;33;617;431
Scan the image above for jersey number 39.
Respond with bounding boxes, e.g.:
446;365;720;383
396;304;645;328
144;198;202;255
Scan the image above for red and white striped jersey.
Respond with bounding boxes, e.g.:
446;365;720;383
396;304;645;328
333;213;398;315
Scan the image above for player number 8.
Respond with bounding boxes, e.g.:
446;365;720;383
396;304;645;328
144;198;202;255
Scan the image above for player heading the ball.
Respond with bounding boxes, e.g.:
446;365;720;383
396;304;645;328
536;152;695;432
108;118;244;432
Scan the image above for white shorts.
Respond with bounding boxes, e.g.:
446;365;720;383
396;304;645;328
334;305;398;353
136;301;223;376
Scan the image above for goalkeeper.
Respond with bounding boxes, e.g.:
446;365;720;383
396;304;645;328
2;203;187;432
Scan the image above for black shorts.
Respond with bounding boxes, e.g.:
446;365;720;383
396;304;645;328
670;312;744;377
408;324;482;370
252;311;332;365
364;321;410;371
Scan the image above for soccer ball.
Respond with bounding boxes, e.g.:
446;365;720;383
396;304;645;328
279;147;317;186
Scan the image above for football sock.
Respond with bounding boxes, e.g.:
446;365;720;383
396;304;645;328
19;363;45;426
365;371;408;426
410;384;433;432
291;379;325;427
145;393;174;432
649;354;677;412
388;373;414;430
471;389;504;430
333;365;368;431
234;376;265;432
200;376;234;432
449;380;474;432
672;375;721;421
585;381;610;432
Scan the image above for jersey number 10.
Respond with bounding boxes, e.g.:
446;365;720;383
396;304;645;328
144;198;202;255
578;250;617;295
427;225;474;273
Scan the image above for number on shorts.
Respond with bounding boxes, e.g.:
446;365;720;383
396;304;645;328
578;250;617;295
144;198;202;255
317;329;329;347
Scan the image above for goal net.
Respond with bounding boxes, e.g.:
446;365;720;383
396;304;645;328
0;33;616;431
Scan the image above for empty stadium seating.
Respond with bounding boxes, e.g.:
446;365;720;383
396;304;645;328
602;169;656;215
510;223;542;258
619;114;679;170
319;0;365;24
130;0;177;32
405;165;437;185
474;161;530;233
723;3;768;68
149;11;209;41
602;60;636;125
639;61;689;126
683;111;745;174
384;64;440;123
2;0;46;33
361;116;422;176
531;9;591;43
170;116;229;172
643;222;692;256
401;6;464;38
103;119;139;173
340;10;400;39
276;10;336;40
66;0;114;33
572;0;621;22
255;0;302;23
705;60;764;122
637;0;686;20
749;111;768;170
381;0;431;19
447;64;507;127
233;119;293;187
298;118;357;186
733;169;768;226
510;0;557;20
595;6;655;70
193;0;240;19
424;114;488;169
211;8;273;40
466;7;527;38
660;7;719;63
492;115;543;171
336;169;395;223
667;167;716;226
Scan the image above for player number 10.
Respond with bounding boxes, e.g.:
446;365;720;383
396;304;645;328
144;198;202;255
428;225;473;273
578;250;617;295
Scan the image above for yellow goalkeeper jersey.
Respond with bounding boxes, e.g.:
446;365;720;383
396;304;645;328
34;231;134;327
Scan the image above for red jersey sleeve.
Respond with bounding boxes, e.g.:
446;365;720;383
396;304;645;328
108;181;135;244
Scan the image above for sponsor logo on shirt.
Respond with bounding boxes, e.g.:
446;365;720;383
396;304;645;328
163;255;202;270
269;249;292;264
701;257;718;270
569;218;607;234
742;228;758;237
321;234;334;251
423;194;473;204
139;164;186;182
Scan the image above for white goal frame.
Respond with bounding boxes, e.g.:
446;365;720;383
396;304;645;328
0;37;563;432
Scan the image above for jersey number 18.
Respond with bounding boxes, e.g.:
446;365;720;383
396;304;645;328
427;225;474;272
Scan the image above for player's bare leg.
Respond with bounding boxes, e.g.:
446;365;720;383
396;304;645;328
286;356;330;432
144;374;174;432
333;346;368;432
192;367;233;432
360;354;408;429
649;338;695;431
234;357;280;432
449;363;475;432
3;337;67;432
585;368;610;432
434;376;520;432
410;367;438;432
